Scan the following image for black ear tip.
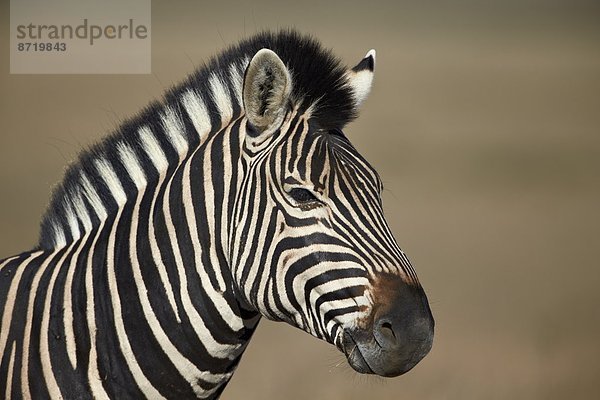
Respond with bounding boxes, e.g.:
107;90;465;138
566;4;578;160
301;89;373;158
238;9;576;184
352;50;376;72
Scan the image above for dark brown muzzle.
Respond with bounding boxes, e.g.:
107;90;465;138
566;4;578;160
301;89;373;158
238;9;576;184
341;274;434;377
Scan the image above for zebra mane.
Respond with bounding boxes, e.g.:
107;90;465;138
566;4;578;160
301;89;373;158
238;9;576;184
38;30;358;250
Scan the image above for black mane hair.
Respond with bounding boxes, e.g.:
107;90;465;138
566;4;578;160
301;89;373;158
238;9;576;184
38;29;358;249
212;30;358;128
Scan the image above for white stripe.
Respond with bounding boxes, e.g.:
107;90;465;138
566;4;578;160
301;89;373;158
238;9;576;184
85;221;110;400
63;191;92;369
209;72;233;125
80;171;107;219
139;126;169;172
229;60;246;108
64;199;81;241
94;158;127;206
118;143;147;191
71;189;92;230
21;250;61;399
63;229;91;369
161;106;189;160
139;127;181;322
52;222;67;248
181;89;211;141
198;138;224;291
41;242;78;399
0;252;43;359
219;124;233;274
5;341;16;400
0;255;19;270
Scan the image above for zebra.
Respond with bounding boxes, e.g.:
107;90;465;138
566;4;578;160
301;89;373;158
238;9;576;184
0;30;434;399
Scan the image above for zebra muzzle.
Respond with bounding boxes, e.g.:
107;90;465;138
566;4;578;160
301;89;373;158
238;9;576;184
340;275;434;377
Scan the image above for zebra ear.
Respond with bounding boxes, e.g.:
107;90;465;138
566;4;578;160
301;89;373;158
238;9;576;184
243;49;292;134
347;49;376;108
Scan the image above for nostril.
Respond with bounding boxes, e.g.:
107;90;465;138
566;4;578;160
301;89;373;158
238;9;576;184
381;321;396;340
376;319;398;347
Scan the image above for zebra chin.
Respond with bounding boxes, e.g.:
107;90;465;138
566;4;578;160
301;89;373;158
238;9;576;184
335;275;434;377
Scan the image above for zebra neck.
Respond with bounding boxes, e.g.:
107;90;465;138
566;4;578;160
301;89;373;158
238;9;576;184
86;112;260;397
2;115;261;398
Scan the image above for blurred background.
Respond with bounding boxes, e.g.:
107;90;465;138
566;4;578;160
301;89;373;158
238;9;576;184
1;1;599;398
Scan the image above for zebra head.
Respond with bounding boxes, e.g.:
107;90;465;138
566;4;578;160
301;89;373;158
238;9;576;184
230;38;434;377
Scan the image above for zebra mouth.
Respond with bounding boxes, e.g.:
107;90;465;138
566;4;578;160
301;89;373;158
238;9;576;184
339;330;374;374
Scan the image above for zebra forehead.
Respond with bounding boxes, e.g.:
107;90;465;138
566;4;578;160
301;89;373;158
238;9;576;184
288;126;379;177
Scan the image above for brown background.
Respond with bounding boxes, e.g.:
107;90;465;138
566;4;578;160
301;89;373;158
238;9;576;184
1;1;599;399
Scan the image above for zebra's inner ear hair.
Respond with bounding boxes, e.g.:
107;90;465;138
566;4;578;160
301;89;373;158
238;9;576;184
346;49;376;109
243;48;292;133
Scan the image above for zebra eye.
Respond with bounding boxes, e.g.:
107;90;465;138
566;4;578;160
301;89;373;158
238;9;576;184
289;188;318;204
